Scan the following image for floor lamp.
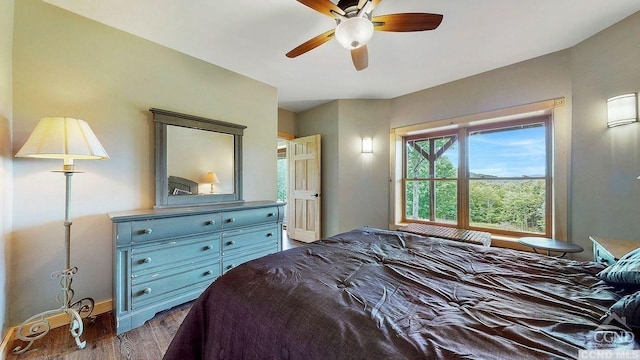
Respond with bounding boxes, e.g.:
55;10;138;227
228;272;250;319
13;117;109;354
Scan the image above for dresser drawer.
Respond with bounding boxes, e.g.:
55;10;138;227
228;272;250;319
110;201;285;334
221;207;279;229
131;235;220;275
131;213;221;242
223;245;278;273
131;261;219;308
221;225;279;273
222;225;279;255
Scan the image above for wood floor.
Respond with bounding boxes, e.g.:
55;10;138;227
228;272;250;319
282;230;306;250
7;302;192;360
7;232;305;359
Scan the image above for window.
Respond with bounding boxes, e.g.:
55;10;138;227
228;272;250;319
403;116;551;237
277;142;287;202
405;133;459;223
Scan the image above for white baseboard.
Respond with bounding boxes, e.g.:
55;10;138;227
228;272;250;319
0;299;112;359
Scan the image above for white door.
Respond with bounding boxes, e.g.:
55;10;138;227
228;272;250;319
287;134;321;242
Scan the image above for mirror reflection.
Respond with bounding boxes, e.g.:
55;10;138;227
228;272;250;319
152;107;245;208
167;125;234;196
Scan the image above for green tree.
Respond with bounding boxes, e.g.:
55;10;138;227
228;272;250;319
469;181;503;224
276;158;287;201
405;137;458;221
434;155;457;221
500;180;545;232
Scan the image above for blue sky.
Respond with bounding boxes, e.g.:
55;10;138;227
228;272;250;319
469;126;546;177
443;125;546;178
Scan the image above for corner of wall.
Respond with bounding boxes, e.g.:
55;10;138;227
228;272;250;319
0;0;15;343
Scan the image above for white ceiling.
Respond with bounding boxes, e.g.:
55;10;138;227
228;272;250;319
43;0;640;113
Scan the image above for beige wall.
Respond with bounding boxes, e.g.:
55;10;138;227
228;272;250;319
390;50;573;130
297;100;390;238
297;101;339;237
337;100;391;232
570;12;640;254
278;108;296;137
0;0;14;338
10;0;277;324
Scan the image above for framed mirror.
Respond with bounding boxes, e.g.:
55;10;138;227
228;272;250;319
151;108;246;208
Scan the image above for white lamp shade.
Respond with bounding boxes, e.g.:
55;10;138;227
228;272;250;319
607;93;638;127
204;172;220;183
16;117;109;165
335;17;374;50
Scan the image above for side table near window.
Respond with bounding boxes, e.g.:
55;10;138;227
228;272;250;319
518;237;584;257
590;236;640;266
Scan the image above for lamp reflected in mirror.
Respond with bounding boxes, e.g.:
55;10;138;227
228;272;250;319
202;171;220;194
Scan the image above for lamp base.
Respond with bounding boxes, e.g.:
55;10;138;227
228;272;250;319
12;267;94;354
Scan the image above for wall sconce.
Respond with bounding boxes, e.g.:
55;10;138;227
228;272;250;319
607;93;638;127
362;137;373;153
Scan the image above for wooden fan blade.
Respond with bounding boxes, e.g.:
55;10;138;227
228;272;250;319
357;0;368;9
351;45;368;71
297;0;345;18
372;13;443;32
286;29;336;58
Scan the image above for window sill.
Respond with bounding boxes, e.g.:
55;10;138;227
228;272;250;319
490;234;534;252
394;223;535;253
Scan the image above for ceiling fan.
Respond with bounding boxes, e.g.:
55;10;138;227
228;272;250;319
286;0;443;71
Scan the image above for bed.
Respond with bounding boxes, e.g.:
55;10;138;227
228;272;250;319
168;175;198;195
163;228;640;359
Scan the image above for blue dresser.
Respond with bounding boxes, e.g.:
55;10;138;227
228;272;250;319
109;201;285;334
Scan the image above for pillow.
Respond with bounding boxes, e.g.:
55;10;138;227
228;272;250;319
598;247;640;286
607;291;640;328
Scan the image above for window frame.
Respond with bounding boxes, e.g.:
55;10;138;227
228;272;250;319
401;115;552;238
404;130;460;223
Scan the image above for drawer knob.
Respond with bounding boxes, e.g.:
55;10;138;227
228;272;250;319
267;212;275;217
142;257;152;264
204;270;213;276
205;220;216;226
227;264;235;270
266;233;274;237
226;218;236;223
143;288;152;295
226;240;235;246
142;228;153;235
204;244;213;250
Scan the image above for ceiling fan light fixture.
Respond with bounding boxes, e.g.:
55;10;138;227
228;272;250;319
335;17;374;50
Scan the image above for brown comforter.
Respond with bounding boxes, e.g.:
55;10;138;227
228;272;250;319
164;228;634;360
